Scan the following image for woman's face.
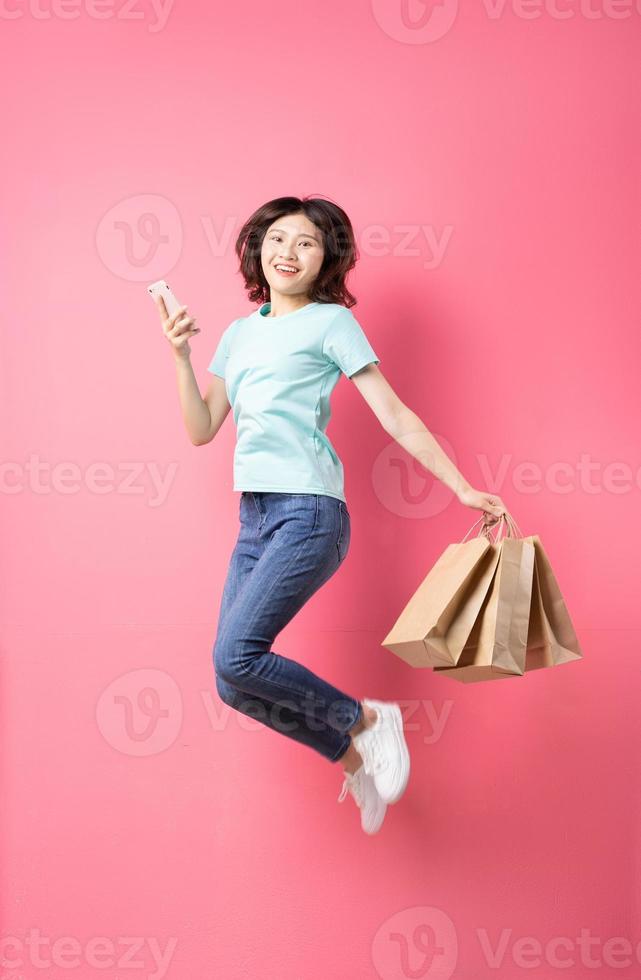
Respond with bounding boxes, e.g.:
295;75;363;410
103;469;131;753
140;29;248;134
260;212;325;299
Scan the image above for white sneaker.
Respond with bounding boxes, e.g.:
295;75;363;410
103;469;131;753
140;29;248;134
351;698;410;805
337;764;387;834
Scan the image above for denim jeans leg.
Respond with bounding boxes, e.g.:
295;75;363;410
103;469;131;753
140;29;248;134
213;492;360;763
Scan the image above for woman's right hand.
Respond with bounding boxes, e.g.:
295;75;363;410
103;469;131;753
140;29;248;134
157;295;200;359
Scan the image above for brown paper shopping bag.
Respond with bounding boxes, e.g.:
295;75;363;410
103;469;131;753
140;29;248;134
435;514;536;683
381;515;501;668
523;535;583;670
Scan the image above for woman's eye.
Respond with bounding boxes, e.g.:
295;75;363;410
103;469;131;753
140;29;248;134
270;235;313;247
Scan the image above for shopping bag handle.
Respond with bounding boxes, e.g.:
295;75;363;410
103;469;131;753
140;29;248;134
461;510;523;543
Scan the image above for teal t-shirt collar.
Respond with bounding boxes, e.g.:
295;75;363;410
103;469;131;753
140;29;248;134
259;301;320;320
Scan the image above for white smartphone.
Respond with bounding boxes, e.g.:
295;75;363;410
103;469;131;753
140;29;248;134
147;279;182;317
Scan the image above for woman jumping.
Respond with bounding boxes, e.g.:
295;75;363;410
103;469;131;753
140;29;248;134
156;195;506;834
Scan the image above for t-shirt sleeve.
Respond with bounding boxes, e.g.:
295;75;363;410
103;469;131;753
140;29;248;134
322;307;380;379
207;320;236;378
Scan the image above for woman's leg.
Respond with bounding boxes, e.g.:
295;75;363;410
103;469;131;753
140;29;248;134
213;491;362;763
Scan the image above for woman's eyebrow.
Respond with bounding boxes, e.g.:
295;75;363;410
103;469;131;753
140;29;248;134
270;227;320;242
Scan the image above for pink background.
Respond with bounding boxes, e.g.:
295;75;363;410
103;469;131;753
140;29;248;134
2;2;640;978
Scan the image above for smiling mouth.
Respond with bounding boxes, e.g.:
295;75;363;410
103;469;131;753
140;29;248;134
274;264;299;274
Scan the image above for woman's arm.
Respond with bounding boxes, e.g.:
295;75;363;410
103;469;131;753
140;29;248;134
350;363;507;521
175;361;231;446
157;295;231;446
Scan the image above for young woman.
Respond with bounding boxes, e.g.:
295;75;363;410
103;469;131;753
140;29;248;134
157;195;506;835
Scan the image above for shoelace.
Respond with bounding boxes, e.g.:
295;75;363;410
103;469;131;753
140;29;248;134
357;726;389;777
337;771;365;808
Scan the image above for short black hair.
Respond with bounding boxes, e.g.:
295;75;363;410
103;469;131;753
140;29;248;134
235;195;358;308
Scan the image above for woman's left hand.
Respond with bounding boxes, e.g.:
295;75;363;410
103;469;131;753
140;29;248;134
457;486;508;525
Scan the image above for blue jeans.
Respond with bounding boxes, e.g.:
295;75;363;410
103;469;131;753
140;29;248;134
213;491;363;763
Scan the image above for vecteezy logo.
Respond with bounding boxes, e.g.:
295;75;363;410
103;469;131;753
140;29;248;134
95;193;182;281
371;0;459;44
372;432;460;519
96;668;183;756
372;905;458;979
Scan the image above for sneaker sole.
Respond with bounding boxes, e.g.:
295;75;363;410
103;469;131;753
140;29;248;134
370;700;410;805
362;789;387;834
364;805;387;834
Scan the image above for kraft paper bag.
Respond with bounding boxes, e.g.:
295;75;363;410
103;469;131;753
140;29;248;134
381;515;499;668
434;529;536;684
523;535;583;670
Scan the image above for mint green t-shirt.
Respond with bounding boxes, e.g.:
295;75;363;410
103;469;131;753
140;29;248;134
207;301;380;503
